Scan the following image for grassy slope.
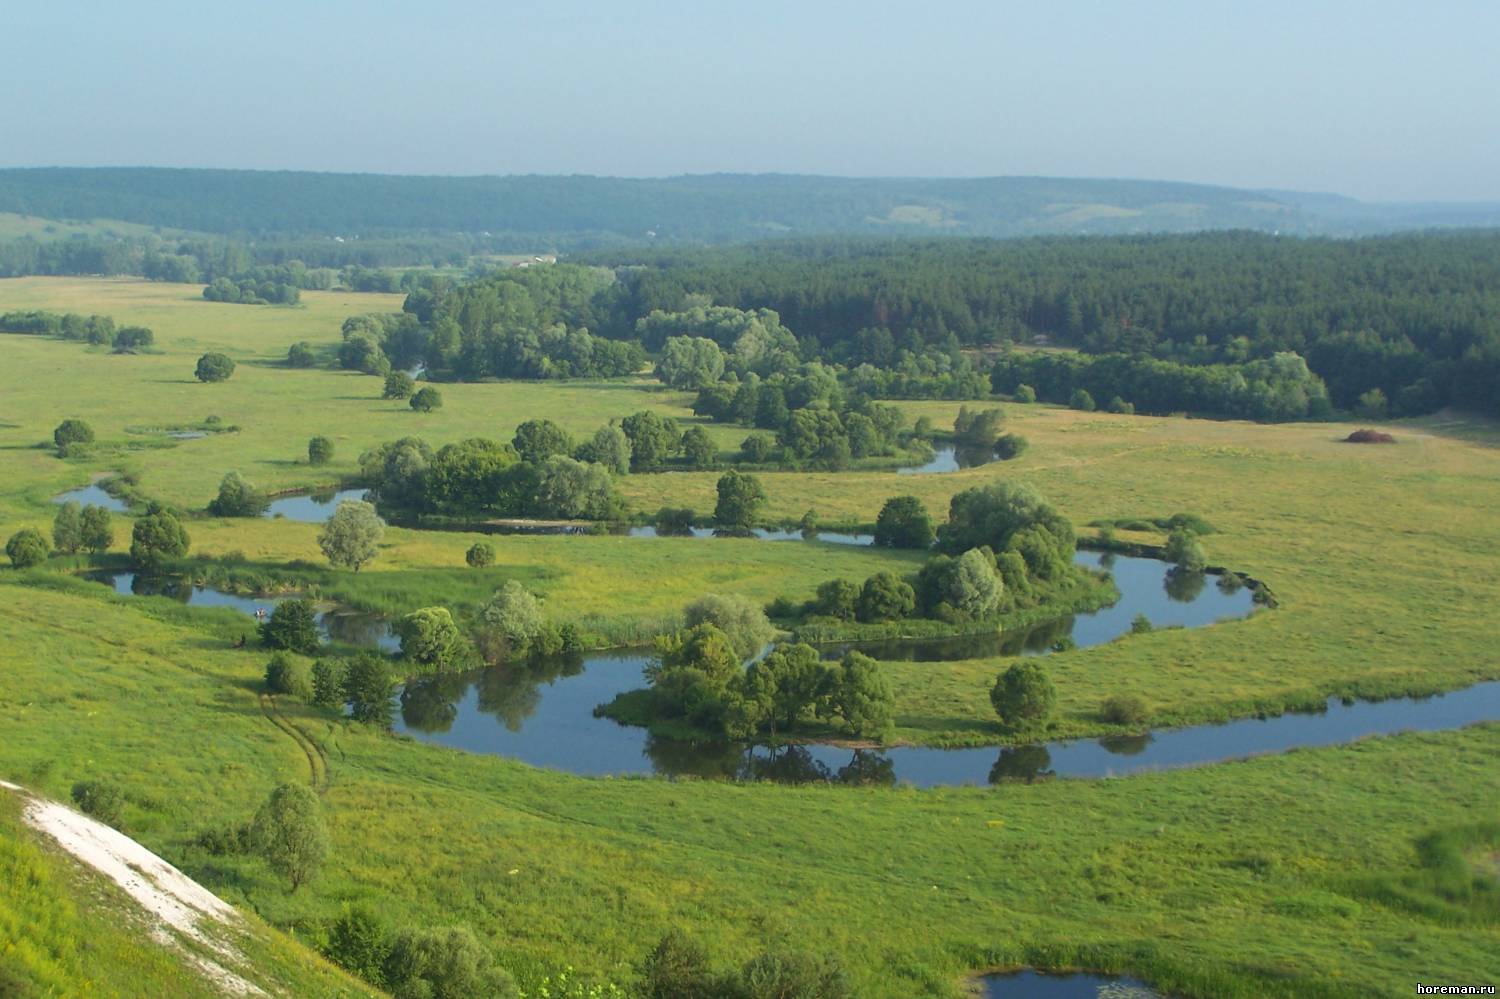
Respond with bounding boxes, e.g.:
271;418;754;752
0;579;1495;998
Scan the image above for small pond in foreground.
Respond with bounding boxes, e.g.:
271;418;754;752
53;483;129;513
978;969;1161;998
263;488;371;522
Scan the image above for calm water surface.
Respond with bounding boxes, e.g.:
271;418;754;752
53;483;129;512
264;488;371;522
898;443;999;475
979;970;1161;998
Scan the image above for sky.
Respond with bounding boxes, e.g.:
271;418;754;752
4;0;1499;201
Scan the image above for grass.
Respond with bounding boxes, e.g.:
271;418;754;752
1;276;1499;995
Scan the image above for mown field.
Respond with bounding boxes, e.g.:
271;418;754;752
1;277;1498;995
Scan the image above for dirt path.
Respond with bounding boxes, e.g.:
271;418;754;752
1;779;267;997
259;693;329;791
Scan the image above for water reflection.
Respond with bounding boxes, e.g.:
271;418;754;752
898;443;999;475
979;969;1161;998
988;746;1055;784
53;483;129;513
264;488;370;523
1163;567;1207;603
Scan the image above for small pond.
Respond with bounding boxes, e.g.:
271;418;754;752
264;488;371;523
85;571;398;652
53;483;129;513
978;969;1162;998
898;443;999;475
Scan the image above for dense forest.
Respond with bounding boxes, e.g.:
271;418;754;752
5;167;1499;241
581;231;1500;415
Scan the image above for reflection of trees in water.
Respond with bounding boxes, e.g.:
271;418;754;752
827;614;1077;663
1163;567;1207;603
835;749;896;787
400;672;468;733
745;745;832;784
1097;551;1117;570
309;486;338;504
643;735;746;780
1216;571;1244;595
473;653;584;732
131;575;191;602
1097;733;1153;756
322;613;392;649
953;444;997;469
988;745;1055;783
1000;615;1076;656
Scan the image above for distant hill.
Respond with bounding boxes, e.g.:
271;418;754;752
0;167;1496;244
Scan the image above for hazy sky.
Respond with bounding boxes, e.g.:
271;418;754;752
5;0;1498;201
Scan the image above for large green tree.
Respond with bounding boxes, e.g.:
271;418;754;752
713;470;765;530
318;500;385;571
251;783;329;891
129;509;189;569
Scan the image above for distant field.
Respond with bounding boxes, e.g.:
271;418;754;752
0;211;184;241
1;276;1498;995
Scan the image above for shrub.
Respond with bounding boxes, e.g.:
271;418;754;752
395;607;461;670
1130;614;1154;634
383;925;518;999
1356;387;1389;420
70;779;125;827
813;578;860;620
1014;383;1037;403
683;593;774;659
324;906;392;988
480;581;545;658
1345;428;1396;444
343;653;394;727
640;930;722;999
856;572;916;623
740;433;774;463
260;599;321;654
1164;528;1207;572
195;352;236;382
574;425;632;475
311;658;347;708
1107;395;1135;415
465;541;495;568
207;471;269;517
409;386;443;412
53;418;95;450
990;662;1056;731
264;652;313;699
287;341;316;367
383;370;416;400
1069;387;1096;412
740;951;853;999
681;426;716;468
993;433;1029;460
308;436;335;465
1100;693;1151;725
873;495;935;549
112;326;154;352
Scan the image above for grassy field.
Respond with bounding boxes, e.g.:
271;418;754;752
1;276;1498;995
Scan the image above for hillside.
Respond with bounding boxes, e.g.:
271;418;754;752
2;167;1497;243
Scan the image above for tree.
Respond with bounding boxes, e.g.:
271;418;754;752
656;336;726;389
480;581;546;658
383;925;517;999
813;578;859;620
325;906;393;989
534;455;620;519
994;433;1029;460
917;548;1004;619
937;481;1075;580
573;425;632;475
260;599;321;654
1356;387;1389;419
856;572;916;622
873;495;934;549
342;653;394;726
1100;693;1150;725
383;370;416;400
828;651;893;738
6;528;49;568
52;501;84;554
680;426;716;468
740;433;774;463
465;542;494;568
1014;383;1037;403
129;510;189;569
714;470;765;530
1069;388;1096;411
621;410;680;470
312;658;347;708
640;930;723;999
307;435;334;465
53;419;95;450
207;471;268;517
287;341;316;367
195;352;235;383
745;643;828;733
683;593;774;659
512;419;573;465
112;326;154;353
396;607;462;670
318;500;385;571
251;783;328;891
409;386;443;412
264;652;313;699
1164;528;1207;572
990;662;1056;731
80;505;114;553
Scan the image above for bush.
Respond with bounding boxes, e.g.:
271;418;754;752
640;930;722;999
129;510;189;569
1100;693;1150;725
1069;387;1096;412
53;418;95;450
395;607;461;670
264;652;313;699
480;581;545;659
308;435;335;465
383;925;517;999
409;386;443;412
195;352;236;383
1345;428;1396;444
654;507;696;535
287;341;316;367
681;426;716;468
1107;395;1135;415
343;653;394;727
207;471;269;517
990;662;1056;731
70;780;125;827
324;906;392;988
260;599;321;654
740;433;774;463
465;541;495;568
856;572;916;622
1164;527;1207;572
112;326;154;352
740;951;853;999
873;495;935;549
1014;383;1037;403
993;433;1029;460
813;578;860;620
383;370;416;400
1130;614;1153;634
312;658;348;708
6;527;49;568
683;593;774;659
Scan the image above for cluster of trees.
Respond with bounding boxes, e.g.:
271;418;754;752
992;349;1334;421
636;595;893;740
581;231;1500;416
2;309;153;353
203;272;301;305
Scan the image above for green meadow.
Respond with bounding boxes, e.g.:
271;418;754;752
1;277;1498;996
